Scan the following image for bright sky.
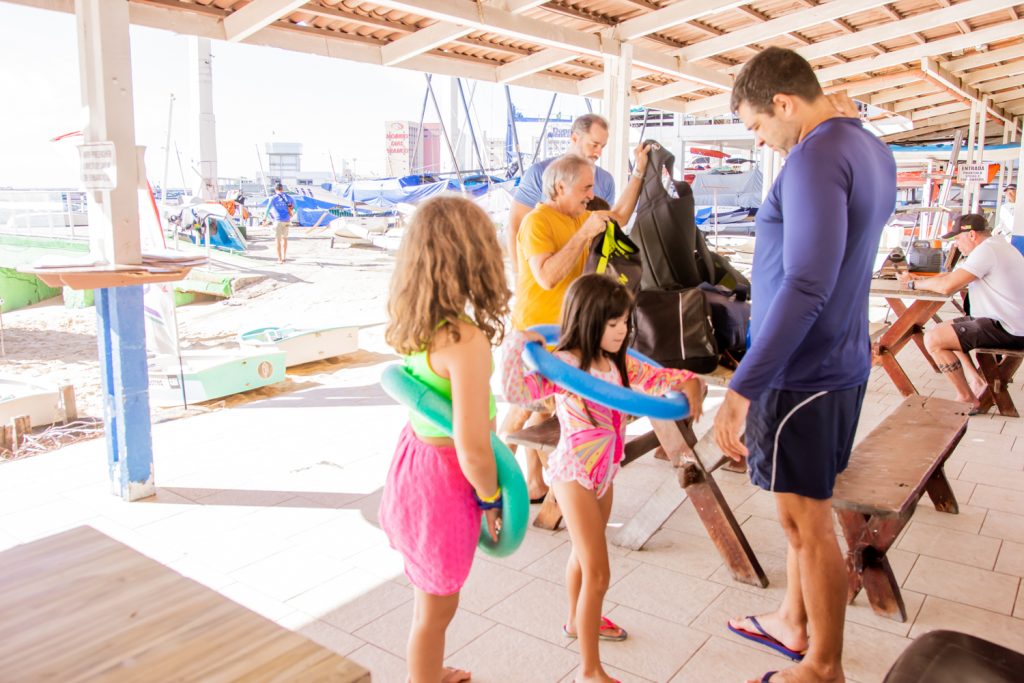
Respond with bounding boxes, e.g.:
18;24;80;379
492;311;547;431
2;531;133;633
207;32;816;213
0;3;593;188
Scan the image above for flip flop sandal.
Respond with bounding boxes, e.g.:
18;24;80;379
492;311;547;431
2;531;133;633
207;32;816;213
563;615;628;642
727;616;806;661
760;672;778;682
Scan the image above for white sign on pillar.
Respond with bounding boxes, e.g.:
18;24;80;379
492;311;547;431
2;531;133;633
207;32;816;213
79;142;117;190
75;0;141;266
601;44;633;191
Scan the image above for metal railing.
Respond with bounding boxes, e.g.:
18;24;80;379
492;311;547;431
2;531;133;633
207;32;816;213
0;190;88;239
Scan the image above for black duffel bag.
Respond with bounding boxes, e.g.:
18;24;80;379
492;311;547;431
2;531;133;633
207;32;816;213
632;287;719;374
697;282;751;370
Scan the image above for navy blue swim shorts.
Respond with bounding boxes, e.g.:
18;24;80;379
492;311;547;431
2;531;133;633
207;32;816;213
745;383;867;500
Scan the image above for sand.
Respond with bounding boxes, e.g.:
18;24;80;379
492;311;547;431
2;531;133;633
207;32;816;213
1;225;400;420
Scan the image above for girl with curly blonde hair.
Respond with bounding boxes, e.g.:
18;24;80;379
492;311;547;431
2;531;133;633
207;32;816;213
380;195;510;683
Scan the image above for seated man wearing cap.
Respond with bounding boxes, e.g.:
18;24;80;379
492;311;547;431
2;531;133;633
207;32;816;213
898;213;1024;412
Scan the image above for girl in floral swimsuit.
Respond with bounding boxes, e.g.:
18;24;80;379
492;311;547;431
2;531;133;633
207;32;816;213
503;274;704;683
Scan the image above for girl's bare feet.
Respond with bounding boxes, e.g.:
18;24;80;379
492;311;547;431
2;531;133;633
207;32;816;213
441;665;471;682
728;614;808;656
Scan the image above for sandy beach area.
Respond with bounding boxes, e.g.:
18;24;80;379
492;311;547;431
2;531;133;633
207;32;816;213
1;225;403;421
1;224;762;432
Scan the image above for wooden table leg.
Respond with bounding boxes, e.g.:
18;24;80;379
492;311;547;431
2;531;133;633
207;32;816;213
878;353;919;397
499;405;531;455
888;300;940;373
533;490;563;530
836;510;908;622
976;353;1022;418
924;467;959;514
876;300;947;395
650;419;768;588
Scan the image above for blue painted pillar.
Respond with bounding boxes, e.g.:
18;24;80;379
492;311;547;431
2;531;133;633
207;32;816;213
96;286;155;500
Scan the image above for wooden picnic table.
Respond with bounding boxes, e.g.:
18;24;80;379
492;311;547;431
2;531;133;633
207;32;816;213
504;363;768;589
0;526;371;683
870;278;959;396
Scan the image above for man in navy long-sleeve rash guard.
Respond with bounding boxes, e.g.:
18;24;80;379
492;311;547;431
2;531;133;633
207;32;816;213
713;48;896;683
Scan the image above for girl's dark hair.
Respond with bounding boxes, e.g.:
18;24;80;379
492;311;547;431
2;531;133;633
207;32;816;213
556;274;634;388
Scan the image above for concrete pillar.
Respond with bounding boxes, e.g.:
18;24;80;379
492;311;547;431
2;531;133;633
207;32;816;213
75;0;155;501
601;44;633;192
972;96;988;214
96;287;154;500
189;37;219;200
75;0;141;265
1011;125;1024;257
963;99;979;213
759;146;776;201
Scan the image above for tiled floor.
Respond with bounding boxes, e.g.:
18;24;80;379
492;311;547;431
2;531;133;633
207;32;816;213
1;320;1022;682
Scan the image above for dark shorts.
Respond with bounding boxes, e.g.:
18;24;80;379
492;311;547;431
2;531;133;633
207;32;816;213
745;383;867;500
951;316;1024;353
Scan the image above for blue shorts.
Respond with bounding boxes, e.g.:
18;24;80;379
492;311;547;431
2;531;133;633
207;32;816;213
745;383;866;500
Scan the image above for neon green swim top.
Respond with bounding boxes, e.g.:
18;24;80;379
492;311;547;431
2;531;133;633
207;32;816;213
404;348;497;438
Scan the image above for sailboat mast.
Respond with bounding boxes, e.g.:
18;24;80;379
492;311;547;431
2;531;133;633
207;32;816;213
161;94;175;213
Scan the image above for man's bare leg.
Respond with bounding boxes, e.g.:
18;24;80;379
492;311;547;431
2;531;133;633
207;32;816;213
745;494;846;683
954;350;987;397
925;323;979;409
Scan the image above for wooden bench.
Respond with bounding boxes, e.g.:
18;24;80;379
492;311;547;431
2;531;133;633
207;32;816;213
832;396;969;622
973;348;1024;418
504;366;768;588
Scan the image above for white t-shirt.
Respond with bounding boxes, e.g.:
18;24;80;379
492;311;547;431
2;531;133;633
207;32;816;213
961;237;1024;336
996;202;1015;237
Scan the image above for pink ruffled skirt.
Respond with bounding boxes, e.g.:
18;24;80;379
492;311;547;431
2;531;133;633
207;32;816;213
379;425;481;596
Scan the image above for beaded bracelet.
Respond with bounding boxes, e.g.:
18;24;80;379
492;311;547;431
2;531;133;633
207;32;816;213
474;486;503;510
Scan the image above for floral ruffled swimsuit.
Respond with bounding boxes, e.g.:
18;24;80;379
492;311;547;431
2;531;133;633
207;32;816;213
502;331;695;498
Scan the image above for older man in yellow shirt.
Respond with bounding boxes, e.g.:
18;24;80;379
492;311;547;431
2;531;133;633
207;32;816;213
510;150;648;501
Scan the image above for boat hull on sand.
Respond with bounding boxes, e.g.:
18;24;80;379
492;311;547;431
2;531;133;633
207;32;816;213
238;325;359;367
149;349;286;407
0;378;62;427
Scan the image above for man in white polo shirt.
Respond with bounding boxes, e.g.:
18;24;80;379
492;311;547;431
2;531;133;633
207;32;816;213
898;213;1024;412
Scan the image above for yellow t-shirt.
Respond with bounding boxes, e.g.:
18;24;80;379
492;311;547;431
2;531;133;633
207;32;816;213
512;203;591;330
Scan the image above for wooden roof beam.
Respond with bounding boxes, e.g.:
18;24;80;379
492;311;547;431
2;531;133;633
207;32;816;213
381;23;473;66
614;0;745;41
823;71;922;97
866;80;936;105
921;57;1013;125
816;20;1024;83
677;0;892;62
945;44;1024;72
496;47;576;83
963;60;1024;85
224;0;307;42
799;0;1010;63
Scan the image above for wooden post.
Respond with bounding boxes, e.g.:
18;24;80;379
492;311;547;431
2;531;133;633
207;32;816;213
11;415;31;452
59;384;78;423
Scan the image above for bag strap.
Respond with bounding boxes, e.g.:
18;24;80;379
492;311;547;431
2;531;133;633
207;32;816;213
595;221;616;274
